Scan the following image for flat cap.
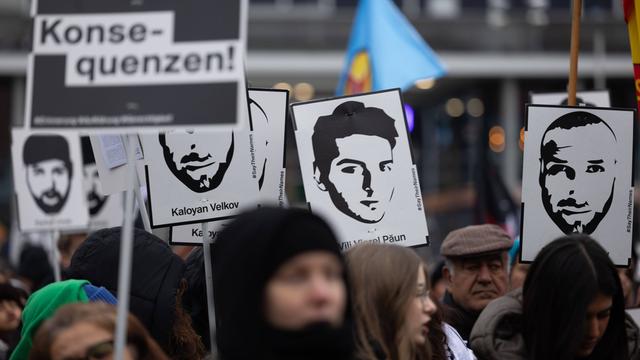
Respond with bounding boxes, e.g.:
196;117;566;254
440;224;513;258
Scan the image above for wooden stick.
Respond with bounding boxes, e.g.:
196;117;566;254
568;0;582;106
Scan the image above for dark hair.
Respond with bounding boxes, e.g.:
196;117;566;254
522;234;627;360
312;101;398;185
22;134;73;177
540;111;616;164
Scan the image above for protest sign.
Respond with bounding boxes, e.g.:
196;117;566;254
521;105;635;266
291;89;429;249
530;90;610;107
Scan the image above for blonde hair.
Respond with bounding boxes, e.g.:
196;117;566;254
347;243;432;360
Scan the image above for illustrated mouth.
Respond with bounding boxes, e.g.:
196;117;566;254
183;161;216;171
360;200;379;208
559;208;591;215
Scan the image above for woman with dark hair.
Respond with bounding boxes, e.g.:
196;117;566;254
470;234;640;360
29;302;168;360
347;243;475;360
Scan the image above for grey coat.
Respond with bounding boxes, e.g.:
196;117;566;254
469;289;640;360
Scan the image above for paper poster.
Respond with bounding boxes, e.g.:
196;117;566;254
291;89;429;249
142;123;259;228
521;105;635;266
169;88;289;245
25;0;248;133
81;137;124;230
530;90;611;107
88;135;146;195
11;129;89;231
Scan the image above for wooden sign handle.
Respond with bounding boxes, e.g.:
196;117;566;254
568;0;582;106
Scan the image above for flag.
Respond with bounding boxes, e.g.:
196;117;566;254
336;0;446;96
624;0;640;110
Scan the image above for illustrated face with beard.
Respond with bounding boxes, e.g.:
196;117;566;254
83;163;107;216
539;121;617;234
159;130;234;193
26;159;72;214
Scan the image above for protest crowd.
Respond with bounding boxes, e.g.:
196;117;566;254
3;0;640;360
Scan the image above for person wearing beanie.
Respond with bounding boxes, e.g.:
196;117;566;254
440;224;513;340
10;279;116;360
66;227;205;360
212;207;354;360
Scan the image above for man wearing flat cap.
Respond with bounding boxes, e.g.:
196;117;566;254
440;224;513;340
23;134;73;214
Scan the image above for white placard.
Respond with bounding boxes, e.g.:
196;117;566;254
88;135;146;195
530;90;611;107
11;129;89;231
81;137;124;230
291;89;429;249
169;88;289;245
521;105;635;266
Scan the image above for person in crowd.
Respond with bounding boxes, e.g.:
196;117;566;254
29;302;168;360
0;284;27;359
66;227;205;360
440;224;513;340
213;207;354;360
508;237;529;290
470;234;640;360
347;243;475;360
182;247;210;352
57;232;87;271
429;261;447;302
16;245;53;294
10;279;116;360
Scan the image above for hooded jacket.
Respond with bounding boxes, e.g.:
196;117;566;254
11;280;89;360
67;227;185;352
212;207;354;360
469;289;640;360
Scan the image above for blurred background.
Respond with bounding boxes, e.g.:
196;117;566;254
0;0;636;259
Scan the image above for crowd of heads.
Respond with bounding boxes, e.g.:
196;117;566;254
0;205;636;360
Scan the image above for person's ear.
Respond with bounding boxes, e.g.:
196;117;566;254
443;266;453;289
313;166;327;191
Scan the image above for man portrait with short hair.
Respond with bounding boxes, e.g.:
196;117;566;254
539;111;617;234
23;134;73;214
311;101;397;224
81;137;108;216
159;130;234;193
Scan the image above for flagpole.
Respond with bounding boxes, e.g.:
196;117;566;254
568;0;582;106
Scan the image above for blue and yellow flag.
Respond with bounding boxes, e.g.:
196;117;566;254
337;0;446;95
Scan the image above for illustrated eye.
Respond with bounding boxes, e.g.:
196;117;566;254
547;164;567;176
380;162;393;172
341;166;356;174
586;165;605;173
34;168;44;175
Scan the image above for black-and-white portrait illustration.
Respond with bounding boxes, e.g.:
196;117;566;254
292;89;429;248
521;105;635;266
539;111;616;234
312;101;397;224
23;134;73;214
159;130;234;193
141;119;259;227
169;88;289;244
11;130;89;231
82;137;107;216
